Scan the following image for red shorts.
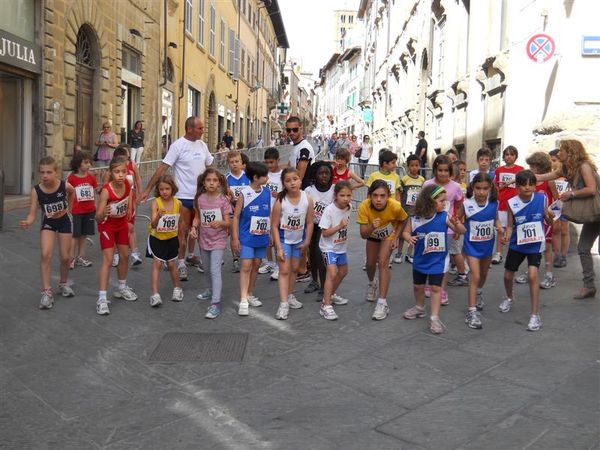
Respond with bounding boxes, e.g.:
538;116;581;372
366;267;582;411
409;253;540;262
99;226;129;249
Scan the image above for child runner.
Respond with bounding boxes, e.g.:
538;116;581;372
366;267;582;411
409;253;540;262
468;147;496;183
332;148;365;189
452;160;468;196
492;145;523;264
67;151;97;269
423;155;465;303
462;173;501;329
191;168;232;319
304;161;335;296
500;170;550;331
95;156;138;315
319;180;353;320
226;150;250;273
403;184;465;333
258;147;283;278
549;148;570;268
147;175;184;307
271;168;315;319
518;152;559;289
232;162;271;316
366;149;401;201
394;154;424;264
21;157;75;309
357;180;408;320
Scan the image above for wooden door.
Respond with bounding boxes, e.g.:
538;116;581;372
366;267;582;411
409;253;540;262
76;64;94;152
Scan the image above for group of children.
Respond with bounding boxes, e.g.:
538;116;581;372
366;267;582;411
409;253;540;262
22;142;568;332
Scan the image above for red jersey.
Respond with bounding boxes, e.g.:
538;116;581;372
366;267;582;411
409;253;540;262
495;165;523;211
332;167;350;185
98;181;131;231
535;180;554;204
67;173;98;214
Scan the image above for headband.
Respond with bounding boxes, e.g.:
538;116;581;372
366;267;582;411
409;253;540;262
431;185;446;199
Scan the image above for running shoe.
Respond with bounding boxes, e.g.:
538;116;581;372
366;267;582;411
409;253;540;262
112;253;119;267
238;301;249;316
332;293;349;305
320;304;338;320
114;286;138;301
171;287;184;302
393;253;403;264
232;258;240;273
248;295;263;307
131;252;143;266
429;317;445;334
296;271;311;282
258;261;273;274
448;274;469;287
150;293;162;307
304;280;320;293
196;263;205;273
39;290;54;309
69;258;75;270
491;253;503;265
526;314;542;332
76;256;93;267
476;291;484;311
96;299;110;315
498;297;513;313
270;267;279;280
441;290;449;306
539;274;556;289
185;255;201;266
372;302;389;320
58;283;75;297
405;254;413;264
403;305;426;320
287;294;303;309
178;264;188;281
465;310;483;329
196;289;212;301
365;280;378;302
275;302;289;320
205;304;221;319
515;272;528;284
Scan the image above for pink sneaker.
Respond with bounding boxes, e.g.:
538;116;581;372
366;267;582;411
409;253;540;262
441;290;449;306
424;286;431;298
403;305;426;320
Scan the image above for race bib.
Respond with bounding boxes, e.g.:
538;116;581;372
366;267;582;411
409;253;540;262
109;198;128;218
469;220;494;242
43;201;66;217
334;227;348;244
200;208;223;227
281;212;305;231
555;180;569;195
405;186;420;206
516;222;544;245
371;222;394;240
75;184;94;202
233;186;245;198
250;216;270;235
385;180;395;193
313;201;327;221
423;231;446;254
549;200;563;220
156;213;179;233
500;173;516;185
265;182;279;193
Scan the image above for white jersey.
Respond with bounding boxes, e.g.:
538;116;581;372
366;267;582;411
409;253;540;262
319;203;351;254
305;185;334;224
278;191;309;244
162;137;214;200
266;170;283;207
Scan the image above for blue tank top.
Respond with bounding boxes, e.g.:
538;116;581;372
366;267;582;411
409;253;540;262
507;192;546;254
463;197;498;258
35;180;68;220
227;171;250;199
412;211;448;274
239;185;271;248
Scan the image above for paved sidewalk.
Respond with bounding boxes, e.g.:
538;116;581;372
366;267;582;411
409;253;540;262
0;205;598;449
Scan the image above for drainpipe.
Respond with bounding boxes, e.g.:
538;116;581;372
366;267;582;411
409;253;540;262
177;6;187;134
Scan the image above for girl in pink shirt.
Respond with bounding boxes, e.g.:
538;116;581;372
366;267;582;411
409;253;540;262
191;168;232;319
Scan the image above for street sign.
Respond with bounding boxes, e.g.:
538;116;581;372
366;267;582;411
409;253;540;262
582;36;600;56
526;33;555;63
277;103;289;115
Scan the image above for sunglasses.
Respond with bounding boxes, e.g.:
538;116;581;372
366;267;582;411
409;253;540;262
286;127;299;133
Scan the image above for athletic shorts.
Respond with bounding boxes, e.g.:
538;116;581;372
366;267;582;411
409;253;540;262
41;214;72;234
545;224;553;243
322;251;348;266
147;235;179;262
72;212;96;237
498;210;508;228
180;198;194;210
448;234;464;255
240;245;267;260
413;270;444;287
98;226;129;250
504;248;542;272
281;242;302;259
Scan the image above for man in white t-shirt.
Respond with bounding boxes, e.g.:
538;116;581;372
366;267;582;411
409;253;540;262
140;116;214;280
286;116;315;189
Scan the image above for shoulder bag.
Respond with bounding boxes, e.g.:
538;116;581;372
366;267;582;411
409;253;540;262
561;167;600;224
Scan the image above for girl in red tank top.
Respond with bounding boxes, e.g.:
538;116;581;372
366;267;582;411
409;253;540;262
332;147;365;188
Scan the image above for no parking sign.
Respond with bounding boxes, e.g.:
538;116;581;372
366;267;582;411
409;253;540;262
526;33;555;63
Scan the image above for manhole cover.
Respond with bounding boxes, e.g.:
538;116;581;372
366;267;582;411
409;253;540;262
149;332;248;362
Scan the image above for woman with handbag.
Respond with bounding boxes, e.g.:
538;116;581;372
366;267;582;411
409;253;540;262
538;139;600;299
94;121;118;167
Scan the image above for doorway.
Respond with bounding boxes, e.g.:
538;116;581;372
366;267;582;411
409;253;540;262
0;73;23;194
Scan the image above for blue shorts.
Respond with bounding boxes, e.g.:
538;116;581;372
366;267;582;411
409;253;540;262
281;242;302;259
179;198;194;210
322;251;348;266
240;245;267;260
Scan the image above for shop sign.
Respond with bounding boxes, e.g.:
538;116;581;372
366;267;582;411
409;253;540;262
0;29;41;74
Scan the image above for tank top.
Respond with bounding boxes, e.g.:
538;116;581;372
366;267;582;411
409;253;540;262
507;192;546;254
305;185;334;224
99;180;131;231
227;171;251;199
278;191;309;244
35;180;68;220
149;196;181;240
463;197;498;258
332;167;350;185
412;211;449;274
238;185;271;248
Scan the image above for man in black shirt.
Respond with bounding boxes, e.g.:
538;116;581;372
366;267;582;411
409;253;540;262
415;131;428;176
222;129;234;149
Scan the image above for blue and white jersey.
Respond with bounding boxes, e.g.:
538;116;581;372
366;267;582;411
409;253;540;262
507;192;546;254
227;171;250;199
278;191;309;245
469;169;495;183
239;186;271;248
412;211;449;274
463;197;498;258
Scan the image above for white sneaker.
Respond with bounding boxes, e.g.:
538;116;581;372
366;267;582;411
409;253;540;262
39;291;54;309
287;294;303;309
527;314;542;332
59;283;75;297
332;293;349;305
539;274;556;289
270;267;279;280
393;253;403;264
232;259;240;273
112;253;119;267
247;295;263;307
320;304;338;320
178;264;188;281
96;300;110;315
114;286;138;301
515;272;528;284
372;302;389;320
498;297;513;313
171;287;184;302
365;280;378;302
258;261;273;274
275;302;290;320
130;251;143;266
150;293;162;307
238;301;249;316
